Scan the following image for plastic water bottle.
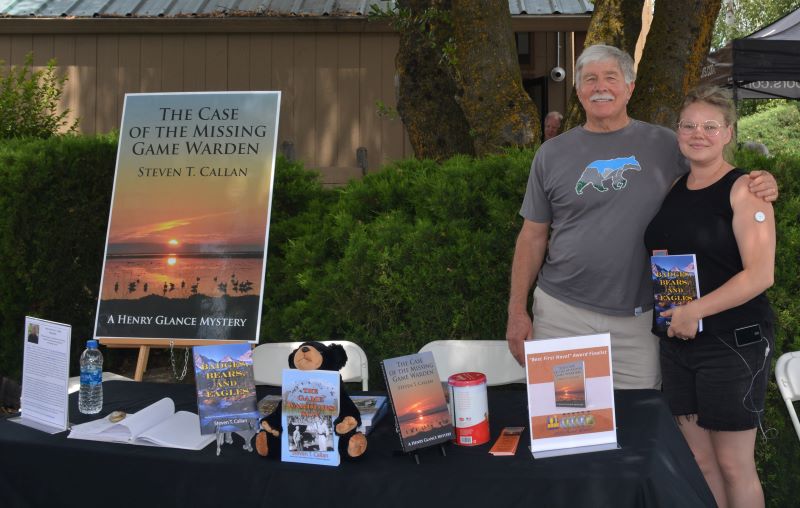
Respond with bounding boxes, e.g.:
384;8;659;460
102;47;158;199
78;339;103;414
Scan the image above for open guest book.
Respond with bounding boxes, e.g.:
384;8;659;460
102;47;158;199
67;397;215;450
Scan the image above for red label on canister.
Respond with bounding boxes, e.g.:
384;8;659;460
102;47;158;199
448;372;489;446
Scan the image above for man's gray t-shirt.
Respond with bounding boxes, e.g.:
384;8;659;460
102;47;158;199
521;120;687;316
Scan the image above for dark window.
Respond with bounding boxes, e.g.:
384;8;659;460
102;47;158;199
516;32;531;65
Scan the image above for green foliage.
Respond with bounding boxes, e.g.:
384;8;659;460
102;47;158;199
712;0;800;50
0;53;78;139
369;3;458;68
732;149;800;508
260;158;336;341
737;102;800;157
0;135;117;380
260;150;532;381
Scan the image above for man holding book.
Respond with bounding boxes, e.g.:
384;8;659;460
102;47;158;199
505;44;777;390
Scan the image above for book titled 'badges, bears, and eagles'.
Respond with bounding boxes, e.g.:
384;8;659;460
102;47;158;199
193;343;259;434
650;252;703;332
381;352;454;453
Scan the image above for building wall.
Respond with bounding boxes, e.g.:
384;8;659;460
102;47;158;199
0;28;411;185
0;19;587;184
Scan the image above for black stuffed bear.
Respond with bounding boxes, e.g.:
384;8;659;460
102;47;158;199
255;341;368;460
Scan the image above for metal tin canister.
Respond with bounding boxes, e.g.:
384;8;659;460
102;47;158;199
448;372;490;446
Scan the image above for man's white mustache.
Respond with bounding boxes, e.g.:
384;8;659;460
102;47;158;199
590;94;615;101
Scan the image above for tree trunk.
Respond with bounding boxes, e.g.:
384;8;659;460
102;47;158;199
628;0;722;127
395;0;474;160
563;0;644;131
394;0;539;158
449;0;539;155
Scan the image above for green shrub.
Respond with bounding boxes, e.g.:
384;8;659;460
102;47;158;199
738;102;800;158
733;149;800;508
0;53;78;139
260;159;337;340
260;150;532;381
0;135;117;379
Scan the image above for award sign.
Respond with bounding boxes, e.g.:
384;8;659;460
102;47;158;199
94;92;280;342
524;333;618;458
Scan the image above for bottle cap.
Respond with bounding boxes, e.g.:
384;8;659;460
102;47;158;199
87;339;99;348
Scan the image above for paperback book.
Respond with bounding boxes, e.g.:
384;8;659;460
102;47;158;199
651;253;703;332
381;352;454;453
67;397;214;450
258;393;388;435
351;395;389;435
281;369;341;466
489;426;525;456
193;343;259;434
257;394;282;417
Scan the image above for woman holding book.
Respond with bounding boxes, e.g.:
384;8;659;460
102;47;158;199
644;86;775;508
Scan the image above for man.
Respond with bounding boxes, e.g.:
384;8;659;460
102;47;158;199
506;44;777;389
543;111;563;141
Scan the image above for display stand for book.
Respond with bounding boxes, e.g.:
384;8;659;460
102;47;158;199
394;443;448;465
99;338;248;381
215;421;258;456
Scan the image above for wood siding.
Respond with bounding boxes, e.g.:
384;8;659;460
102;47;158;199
0;30;407;185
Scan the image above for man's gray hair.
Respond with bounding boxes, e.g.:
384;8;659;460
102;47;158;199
575;44;636;85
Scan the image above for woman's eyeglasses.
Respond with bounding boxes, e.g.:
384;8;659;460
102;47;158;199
677;120;724;136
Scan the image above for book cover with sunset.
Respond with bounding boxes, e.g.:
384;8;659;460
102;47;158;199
193;343;258;434
553;361;586;408
94;92;280;341
381;352;454;453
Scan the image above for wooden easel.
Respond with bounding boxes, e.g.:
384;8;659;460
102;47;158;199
99;338;249;381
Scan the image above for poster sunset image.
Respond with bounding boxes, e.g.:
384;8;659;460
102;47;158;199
94;92;280;341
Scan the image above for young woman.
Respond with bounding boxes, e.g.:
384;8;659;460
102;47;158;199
644;86;775;508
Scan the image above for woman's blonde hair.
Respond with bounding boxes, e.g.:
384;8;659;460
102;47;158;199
681;86;737;126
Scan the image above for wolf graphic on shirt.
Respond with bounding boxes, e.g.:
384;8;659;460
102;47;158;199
575;156;642;195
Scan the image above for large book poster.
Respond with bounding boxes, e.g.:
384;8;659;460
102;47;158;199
94;92;280;341
525;334;617;459
381;352;454;452
193;343;259;434
651;253;702;332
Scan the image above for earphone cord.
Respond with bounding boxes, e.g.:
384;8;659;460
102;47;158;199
714;334;772;441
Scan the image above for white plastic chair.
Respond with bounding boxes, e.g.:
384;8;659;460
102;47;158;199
775;351;800;442
252;341;369;390
67;372;134;394
418;340;526;386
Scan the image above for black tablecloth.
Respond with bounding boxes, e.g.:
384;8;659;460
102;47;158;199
0;382;715;508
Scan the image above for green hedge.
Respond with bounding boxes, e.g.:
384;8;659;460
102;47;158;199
738;102;800;158
259;151;531;377
732;150;800;508
0;135;117;379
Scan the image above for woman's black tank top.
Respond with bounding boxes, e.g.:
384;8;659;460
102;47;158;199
644;168;773;334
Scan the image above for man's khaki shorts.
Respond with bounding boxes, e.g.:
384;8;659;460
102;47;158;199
531;286;660;390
